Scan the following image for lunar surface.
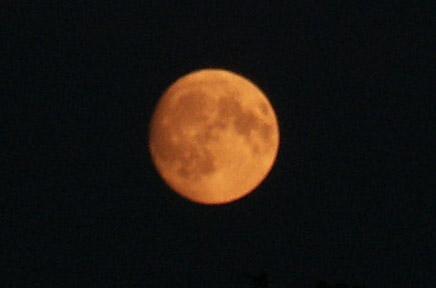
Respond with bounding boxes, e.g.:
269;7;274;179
149;69;279;205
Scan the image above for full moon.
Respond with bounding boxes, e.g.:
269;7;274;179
149;69;279;205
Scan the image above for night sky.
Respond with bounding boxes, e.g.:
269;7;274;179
3;2;433;287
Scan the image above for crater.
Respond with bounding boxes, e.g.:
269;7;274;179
214;95;275;154
259;102;270;115
151;112;217;180
174;143;216;180
259;122;273;142
172;91;212;126
233;109;259;138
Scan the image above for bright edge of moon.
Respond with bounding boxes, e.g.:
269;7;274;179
149;68;280;205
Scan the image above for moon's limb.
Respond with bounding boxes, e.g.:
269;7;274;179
149;69;279;205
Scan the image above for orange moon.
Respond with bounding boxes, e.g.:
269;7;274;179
149;69;280;205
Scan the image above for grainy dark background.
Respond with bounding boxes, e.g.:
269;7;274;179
2;2;433;287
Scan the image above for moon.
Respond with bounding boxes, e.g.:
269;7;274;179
149;69;279;205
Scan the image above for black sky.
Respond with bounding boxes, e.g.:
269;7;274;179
3;1;433;287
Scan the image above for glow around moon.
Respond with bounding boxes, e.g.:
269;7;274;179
149;69;280;205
